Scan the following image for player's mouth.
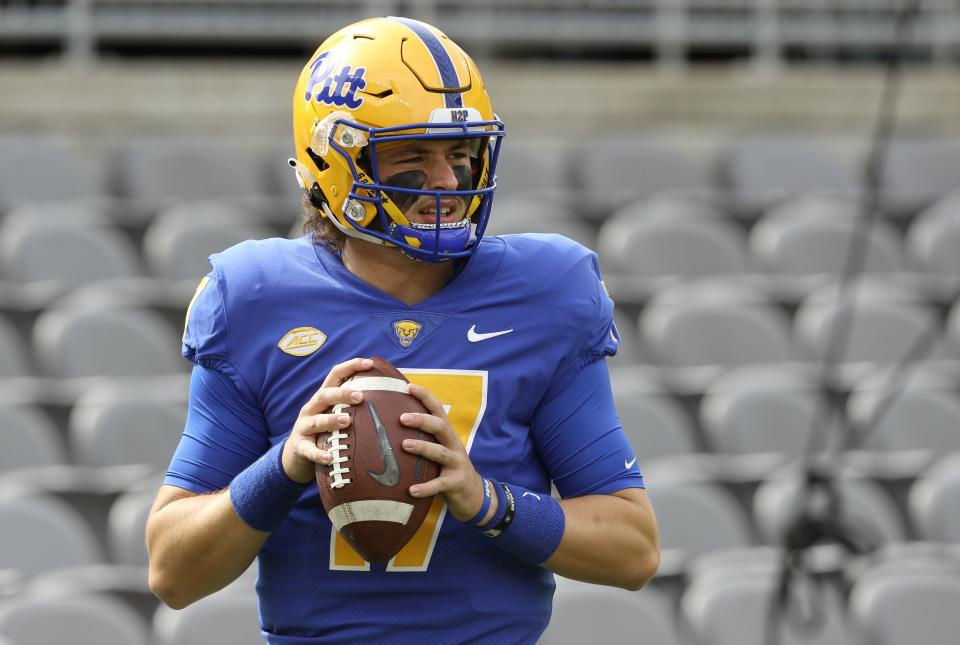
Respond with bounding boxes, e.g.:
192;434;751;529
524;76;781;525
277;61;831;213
412;199;464;224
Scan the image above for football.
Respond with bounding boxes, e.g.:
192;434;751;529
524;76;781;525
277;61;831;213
315;357;440;563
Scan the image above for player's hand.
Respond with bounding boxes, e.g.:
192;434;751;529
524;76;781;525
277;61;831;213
400;382;486;523
281;357;373;484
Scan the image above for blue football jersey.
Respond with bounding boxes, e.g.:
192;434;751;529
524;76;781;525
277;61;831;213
168;233;642;644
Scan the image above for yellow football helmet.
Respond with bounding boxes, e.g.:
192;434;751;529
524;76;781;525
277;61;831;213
290;17;505;262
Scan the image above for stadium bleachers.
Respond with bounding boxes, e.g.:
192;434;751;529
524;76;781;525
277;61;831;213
0;129;959;645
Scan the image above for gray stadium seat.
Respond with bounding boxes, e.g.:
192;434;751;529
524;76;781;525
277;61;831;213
645;479;754;572
612;195;727;222
700;365;841;459
847;366;960;454
908;453;960;543
0;592;149;645
0;314;31;378
681;567;852;645
881;137;960;218
69;381;187;472
610;373;698;463
263;139;303;208
116;137;269;212
107;487;158;567
3;200;114;229
597;210;750;279
152;589;262;645
794;285;949;386
570;134;713;221
640;280;798;392
906;192;960;276
32;305;184;379
719;135;859;218
0;218;141;294
849;562;960;645
540;579;679;645
750;196;904;285
686;545;784;581
487;136;572;202
483;197;596;250
753;473;906;550
142;201;273;283
0;491;102;579
0;403;65;475
0;136;104;211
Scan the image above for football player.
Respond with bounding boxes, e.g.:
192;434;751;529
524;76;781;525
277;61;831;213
147;16;659;644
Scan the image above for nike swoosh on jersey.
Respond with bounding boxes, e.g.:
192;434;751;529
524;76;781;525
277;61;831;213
624;457;637;470
367;401;400;487
467;325;514;342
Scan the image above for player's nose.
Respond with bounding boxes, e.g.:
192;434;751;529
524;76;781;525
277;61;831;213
423;156;459;191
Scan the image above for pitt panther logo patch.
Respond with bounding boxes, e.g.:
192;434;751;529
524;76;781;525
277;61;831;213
278;327;327;357
393;320;422;348
305;52;367;109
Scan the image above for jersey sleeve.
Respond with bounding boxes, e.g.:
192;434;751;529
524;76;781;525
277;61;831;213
164;364;270;493
182;271;230;369
544;249;620;401
181;267;257;400
531;358;644;498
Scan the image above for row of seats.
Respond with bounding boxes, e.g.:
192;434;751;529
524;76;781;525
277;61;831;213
544;549;960;645
4;191;960;316
3;275;959;388
2;133;960;224
2;518;959;645
612;276;960;382
591;193;960;291
2;434;957;582
5;358;958;484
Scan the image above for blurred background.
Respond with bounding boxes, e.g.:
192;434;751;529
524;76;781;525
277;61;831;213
1;1;960;644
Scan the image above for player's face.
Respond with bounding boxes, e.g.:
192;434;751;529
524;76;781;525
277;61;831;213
375;139;473;225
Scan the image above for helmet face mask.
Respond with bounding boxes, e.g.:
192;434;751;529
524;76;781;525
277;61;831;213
291;17;505;262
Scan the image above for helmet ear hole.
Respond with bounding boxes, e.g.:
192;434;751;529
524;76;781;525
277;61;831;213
306;147;329;173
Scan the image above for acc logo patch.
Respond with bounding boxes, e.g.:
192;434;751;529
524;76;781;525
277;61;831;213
278;327;327;357
393;320;422;348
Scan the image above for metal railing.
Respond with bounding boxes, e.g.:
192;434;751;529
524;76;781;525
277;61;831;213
0;0;956;67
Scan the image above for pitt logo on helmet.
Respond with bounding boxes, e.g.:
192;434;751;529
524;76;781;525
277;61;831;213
305;52;367;109
278;327;327;357
393;320;422;347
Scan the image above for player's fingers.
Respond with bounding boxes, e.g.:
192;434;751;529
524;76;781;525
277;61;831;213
408;475;449;498
290;435;333;466
399;412;456;445
406;383;447;419
321;357;373;389
293;410;352;439
401;437;454;465
301;384;364;415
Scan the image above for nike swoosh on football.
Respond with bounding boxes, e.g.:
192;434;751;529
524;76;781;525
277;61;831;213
367;401;400;488
624;457;637;470
467;325;514;342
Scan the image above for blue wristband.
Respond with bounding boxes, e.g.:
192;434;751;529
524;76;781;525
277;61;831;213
476;478;508;533
468;478;494;526
486;483;565;565
229;440;309;532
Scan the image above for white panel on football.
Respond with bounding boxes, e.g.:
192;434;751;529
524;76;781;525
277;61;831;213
328;500;414;531
350;377;410;394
